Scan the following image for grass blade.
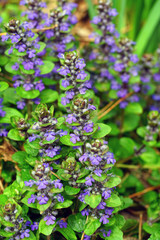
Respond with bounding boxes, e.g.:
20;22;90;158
85;0;96;20
136;0;160;56
117;0;126;33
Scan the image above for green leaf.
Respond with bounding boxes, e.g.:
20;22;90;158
0;229;15;237
92;174;107;182
0;107;23;124
85;194;101;208
143;222;160;235
40;89;58;103
107;123;120;136
3;181;23;198
20;64;34;74
39;219;56;236
5;48;26;57
37;199;52;212
0;81;9;92
120;137;135;155
0;194;8;206
106;226;123;240
84;216;101;235
60;134;83;146
25;155;37;166
65;186;81;195
125;102;143;114
5;61;20;74
122;114;140;132
136;0;160;56
0;55;8;66
3;88;21;104
36;42;46;53
68;213;86;232
92;123;111;138
84;0;96;19
38;60;54;75
8;129;25;141
21;192;37;209
16;87;40;99
24;142;39;156
104;176;121;188
54;200;73;209
42;77;57;86
117;0;126;33
105;193;121;207
25;231;36;240
137;126;147;138
140;148;157;163
56;225;77;240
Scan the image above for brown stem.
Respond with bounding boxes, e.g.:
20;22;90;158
98;92;134;120
129;185;160;199
80;216;89;240
98;100;114;115
27;100;32;119
80;232;85;240
138;213;143;240
47;235;51;240
51;171;60;179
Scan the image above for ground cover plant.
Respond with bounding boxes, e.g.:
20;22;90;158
0;0;160;239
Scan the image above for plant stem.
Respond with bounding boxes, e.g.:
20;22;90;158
98;92;134;119
51;171;60;179
80;232;85;240
116;163;139;169
138;213;143;240
80;216;89;240
91;235;96;240
98;100;114;115
129;184;160;199
47;235;51;240
27;100;32;119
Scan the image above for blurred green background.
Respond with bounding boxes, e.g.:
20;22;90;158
1;0;160;56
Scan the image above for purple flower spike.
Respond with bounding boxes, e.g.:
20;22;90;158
28;194;37;204
58;67;70;76
57;220;67;228
85;176;95;186
56;194;64;202
84;235;91;240
102;190;111;199
100;215;109;224
54;179;63;189
66;114;77;124
44;131;56;141
44;215;56;225
36;179;48;190
77;71;87;80
20;229;30;239
81;209;89;216
70;134;80;144
17;100;26;110
37;195;49;205
31;222;39;231
83;123;93;133
24;180;35;187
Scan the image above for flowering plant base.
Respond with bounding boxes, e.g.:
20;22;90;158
0;0;160;240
